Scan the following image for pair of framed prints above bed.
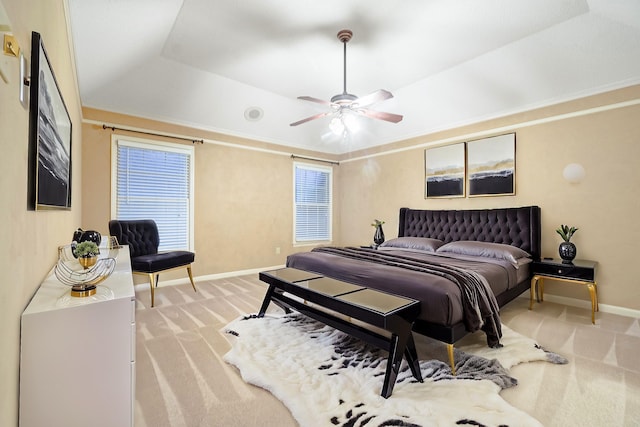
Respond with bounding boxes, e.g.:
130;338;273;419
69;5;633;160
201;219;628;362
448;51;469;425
425;133;515;199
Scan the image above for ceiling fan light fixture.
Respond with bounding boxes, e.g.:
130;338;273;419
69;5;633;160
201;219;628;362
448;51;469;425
329;116;345;135
342;113;360;132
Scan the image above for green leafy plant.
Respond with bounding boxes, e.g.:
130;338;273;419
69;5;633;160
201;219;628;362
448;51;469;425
371;219;385;227
73;241;100;258
556;225;578;242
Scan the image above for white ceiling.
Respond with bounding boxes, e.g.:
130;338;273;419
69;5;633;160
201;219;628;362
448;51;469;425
67;0;640;154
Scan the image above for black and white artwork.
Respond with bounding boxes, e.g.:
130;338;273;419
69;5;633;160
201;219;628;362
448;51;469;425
425;142;465;198
28;31;72;210
467;133;515;197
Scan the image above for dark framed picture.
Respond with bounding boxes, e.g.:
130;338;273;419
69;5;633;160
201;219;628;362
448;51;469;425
425;142;465;198
467;133;515;197
27;31;72;210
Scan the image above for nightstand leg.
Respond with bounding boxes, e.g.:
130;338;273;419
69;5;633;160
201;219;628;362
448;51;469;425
588;282;598;324
529;276;538;309
529;275;545;310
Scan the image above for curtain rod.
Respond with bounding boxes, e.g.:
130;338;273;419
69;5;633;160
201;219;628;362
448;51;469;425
290;154;339;166
102;124;204;144
101;123;339;164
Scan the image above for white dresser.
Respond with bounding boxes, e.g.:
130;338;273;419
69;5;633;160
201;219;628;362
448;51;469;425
19;246;136;427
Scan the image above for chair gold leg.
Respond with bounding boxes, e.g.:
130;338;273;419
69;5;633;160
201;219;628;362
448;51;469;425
148;274;156;308
447;344;456;375
187;266;197;293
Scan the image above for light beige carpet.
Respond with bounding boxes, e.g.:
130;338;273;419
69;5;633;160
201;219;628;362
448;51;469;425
133;275;640;427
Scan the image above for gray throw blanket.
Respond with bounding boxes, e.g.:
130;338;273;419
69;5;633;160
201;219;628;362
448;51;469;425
312;247;503;347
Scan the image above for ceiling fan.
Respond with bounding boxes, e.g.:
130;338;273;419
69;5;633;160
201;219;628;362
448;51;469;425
290;29;403;130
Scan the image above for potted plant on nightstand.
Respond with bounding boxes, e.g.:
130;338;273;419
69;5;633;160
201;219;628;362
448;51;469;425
73;241;100;269
556;224;578;263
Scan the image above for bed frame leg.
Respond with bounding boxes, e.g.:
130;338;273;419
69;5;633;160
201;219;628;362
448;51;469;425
447;344;456;375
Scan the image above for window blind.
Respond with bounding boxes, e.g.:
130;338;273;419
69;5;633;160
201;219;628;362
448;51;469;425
115;140;193;252
294;163;332;242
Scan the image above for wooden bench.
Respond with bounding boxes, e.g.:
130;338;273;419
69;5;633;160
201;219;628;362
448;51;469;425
258;267;423;398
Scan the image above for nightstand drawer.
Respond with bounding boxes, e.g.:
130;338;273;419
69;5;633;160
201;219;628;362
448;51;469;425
532;259;596;281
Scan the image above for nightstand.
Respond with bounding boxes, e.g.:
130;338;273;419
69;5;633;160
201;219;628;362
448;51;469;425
529;258;598;323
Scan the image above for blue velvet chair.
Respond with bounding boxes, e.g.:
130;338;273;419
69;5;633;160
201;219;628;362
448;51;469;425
108;219;196;307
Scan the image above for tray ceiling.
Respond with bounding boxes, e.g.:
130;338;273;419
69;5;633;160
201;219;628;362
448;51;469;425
68;0;640;154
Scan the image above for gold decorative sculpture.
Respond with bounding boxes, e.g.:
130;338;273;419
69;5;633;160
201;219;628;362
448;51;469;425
55;245;117;297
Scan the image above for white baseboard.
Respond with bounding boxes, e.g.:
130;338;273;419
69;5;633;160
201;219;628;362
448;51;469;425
133;264;285;291
519;293;640;319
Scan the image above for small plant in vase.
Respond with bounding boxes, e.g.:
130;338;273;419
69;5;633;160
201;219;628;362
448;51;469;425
73;241;100;269
556;224;578;263
371;219;385;247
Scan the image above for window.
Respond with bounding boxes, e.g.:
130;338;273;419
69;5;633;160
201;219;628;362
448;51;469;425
112;137;194;252
293;162;332;243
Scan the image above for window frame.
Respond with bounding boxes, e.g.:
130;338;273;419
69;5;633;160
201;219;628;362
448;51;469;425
292;161;333;245
110;135;195;252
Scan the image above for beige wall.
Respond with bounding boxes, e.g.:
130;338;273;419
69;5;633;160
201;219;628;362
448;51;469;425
0;1;83;426
81;86;640;313
81;108;341;280
338;87;640;311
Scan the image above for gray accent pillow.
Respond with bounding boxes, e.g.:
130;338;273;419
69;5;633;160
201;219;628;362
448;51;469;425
378;237;444;252
436;241;531;265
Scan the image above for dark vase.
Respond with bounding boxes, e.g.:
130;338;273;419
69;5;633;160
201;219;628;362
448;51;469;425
373;224;385;246
559;241;577;263
71;228;102;258
72;228;102;246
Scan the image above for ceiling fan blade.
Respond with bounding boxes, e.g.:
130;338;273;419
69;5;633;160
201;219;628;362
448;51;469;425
297;96;332;106
290;112;331;126
353;89;393;108
358;109;403;123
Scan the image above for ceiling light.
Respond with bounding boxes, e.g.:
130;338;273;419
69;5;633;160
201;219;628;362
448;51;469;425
244;106;263;122
329;116;345;135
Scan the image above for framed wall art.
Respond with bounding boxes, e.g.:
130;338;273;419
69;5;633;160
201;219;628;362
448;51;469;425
425;142;465;198
27;31;72;210
467;133;515;197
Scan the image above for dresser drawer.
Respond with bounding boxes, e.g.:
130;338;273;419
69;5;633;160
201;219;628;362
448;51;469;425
533;259;596;281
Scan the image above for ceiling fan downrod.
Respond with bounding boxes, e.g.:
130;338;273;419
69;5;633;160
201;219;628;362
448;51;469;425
332;29;357;104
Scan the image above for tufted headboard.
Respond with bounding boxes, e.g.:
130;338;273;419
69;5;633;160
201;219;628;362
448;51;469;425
398;206;541;261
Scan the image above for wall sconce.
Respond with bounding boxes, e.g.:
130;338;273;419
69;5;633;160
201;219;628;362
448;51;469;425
563;163;586;184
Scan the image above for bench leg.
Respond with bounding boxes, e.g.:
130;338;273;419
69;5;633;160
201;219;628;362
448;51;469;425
381;325;421;398
381;334;403;398
258;284;276;316
404;332;423;383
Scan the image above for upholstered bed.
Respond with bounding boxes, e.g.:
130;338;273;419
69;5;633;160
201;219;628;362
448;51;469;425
286;206;541;348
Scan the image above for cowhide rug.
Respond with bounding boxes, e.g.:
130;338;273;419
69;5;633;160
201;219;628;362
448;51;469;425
223;313;566;427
